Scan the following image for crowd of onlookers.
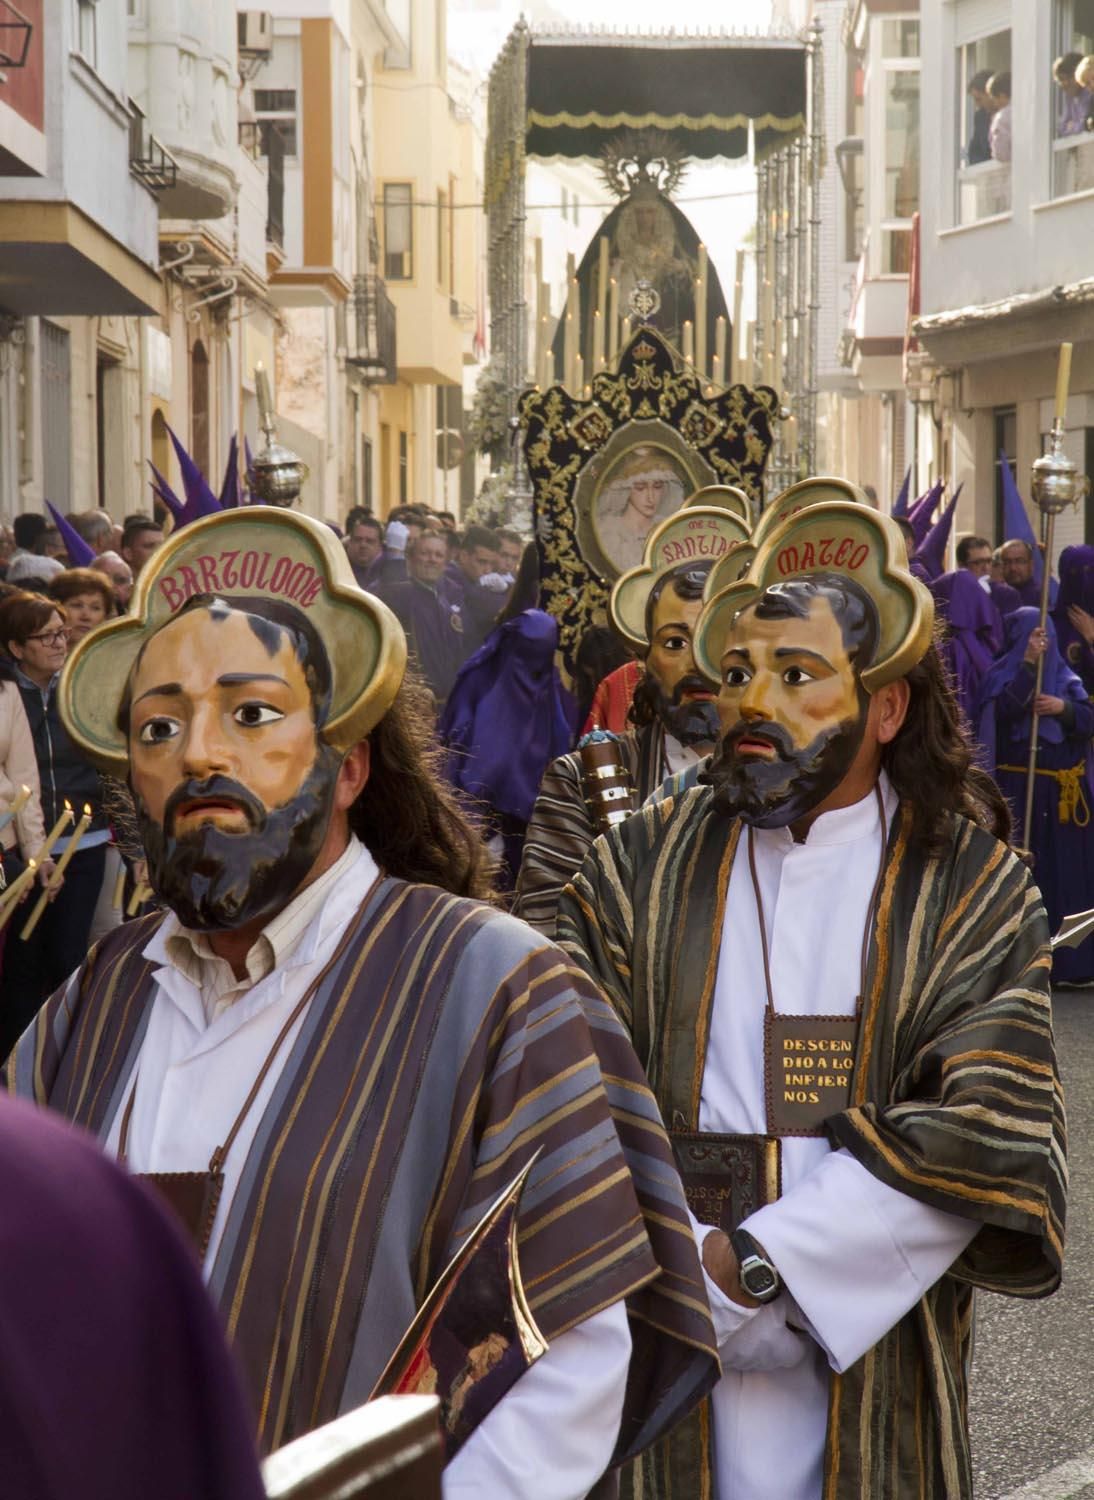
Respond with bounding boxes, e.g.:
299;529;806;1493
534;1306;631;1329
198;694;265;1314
967;52;1094;168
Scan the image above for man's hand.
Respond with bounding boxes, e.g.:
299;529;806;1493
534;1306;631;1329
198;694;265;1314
1068;604;1094;646
1023;626;1049;664
1035;693;1066;716
701;1229;762;1308
37;858;62;900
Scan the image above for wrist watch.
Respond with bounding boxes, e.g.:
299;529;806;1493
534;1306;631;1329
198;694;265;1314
729;1228;782;1304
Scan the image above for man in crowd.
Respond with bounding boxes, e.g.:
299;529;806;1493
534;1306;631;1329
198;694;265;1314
379;529;468;706
989;70;1013;163
121;516;164;580
343;507;384;587
92;550;134;610
442;524;507;654
560;498;1065;1500
1054;51;1091;136
495;528;524;579
9;506;716;1491
957;533;992;578
514;509;745;934
967;68;996;164
1001;536;1057;607
71;510;114;556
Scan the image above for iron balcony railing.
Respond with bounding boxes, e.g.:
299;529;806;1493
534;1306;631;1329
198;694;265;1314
128;100;177;195
347;273;397;383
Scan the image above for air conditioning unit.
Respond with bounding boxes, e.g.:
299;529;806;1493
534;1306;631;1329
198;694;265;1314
238;11;273;62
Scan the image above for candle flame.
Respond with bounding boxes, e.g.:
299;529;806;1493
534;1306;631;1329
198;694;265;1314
83;804;91;817
63;800;72;812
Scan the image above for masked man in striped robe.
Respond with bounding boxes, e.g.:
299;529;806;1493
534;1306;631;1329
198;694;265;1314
559;496;1066;1500
515;505;750;935
7;508;717;1493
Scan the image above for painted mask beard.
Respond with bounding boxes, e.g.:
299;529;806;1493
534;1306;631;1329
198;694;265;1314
645;672;722;747
701;705;868;828
136;744;343;931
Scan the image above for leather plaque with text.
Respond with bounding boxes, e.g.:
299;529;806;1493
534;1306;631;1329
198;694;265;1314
764;1012;857;1137
670;1130;781;1235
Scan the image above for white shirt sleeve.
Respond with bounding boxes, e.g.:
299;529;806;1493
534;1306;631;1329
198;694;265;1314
687;1209;812;1373
442;1299;631;1500
743;1147;979;1373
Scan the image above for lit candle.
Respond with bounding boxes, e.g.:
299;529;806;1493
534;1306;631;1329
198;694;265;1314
683;320;694;364
592;309;604;373
596;236;609;368
0;860;37;933
254;361;274;427
1055;342;1073;425
695;244;708;377
712;353;722;387
621;316;632;348
607;277;619;365
715;316;727;383
35;802;74;867
0;783;31;837
21;804;91;941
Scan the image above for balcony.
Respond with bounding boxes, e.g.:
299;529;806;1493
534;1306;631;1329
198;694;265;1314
128;100;176;196
957;159;1011;225
346;273;397;383
1053;132;1094;200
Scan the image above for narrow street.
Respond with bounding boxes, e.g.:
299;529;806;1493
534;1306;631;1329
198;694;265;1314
971;988;1094;1499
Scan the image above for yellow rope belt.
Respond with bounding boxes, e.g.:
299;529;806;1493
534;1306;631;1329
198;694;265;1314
998;760;1092;826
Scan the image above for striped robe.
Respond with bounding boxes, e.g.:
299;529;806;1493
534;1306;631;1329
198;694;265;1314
558;785;1067;1500
8;877;717;1460
514;720;666;936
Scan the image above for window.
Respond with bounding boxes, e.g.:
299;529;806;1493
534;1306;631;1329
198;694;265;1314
1052;0;1094;196
383;183;413;280
993;407;1018;543
253;89;297;158
75;0;98;66
881;67;919;272
881;20;919;59
955;31;1012;224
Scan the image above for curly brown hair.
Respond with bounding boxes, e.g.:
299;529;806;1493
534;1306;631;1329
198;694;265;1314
882;636;1011;853
350;676;495;901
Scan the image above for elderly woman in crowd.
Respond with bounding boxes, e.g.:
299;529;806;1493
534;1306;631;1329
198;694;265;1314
48;566;116;644
978;608;1094;983
0;592;110;1052
0;654;49;979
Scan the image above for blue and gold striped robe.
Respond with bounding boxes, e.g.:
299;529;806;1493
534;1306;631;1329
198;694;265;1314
558;785;1067;1500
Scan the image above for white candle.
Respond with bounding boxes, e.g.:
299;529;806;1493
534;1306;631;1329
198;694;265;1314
0;860;36;932
621;316;632;348
695;244;708;377
20;804;91;942
1055;343;1074;425
608;277;619;365
715;316;727;382
592;309;604;373
0;783;31;837
683;320;694;364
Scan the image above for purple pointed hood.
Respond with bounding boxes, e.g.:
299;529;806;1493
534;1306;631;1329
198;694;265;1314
911;484;963;581
148;461;184;523
908;480;944;546
219;434;241;510
891;467;912;519
45;502;96;569
1000;451;1043;588
167;425;222;528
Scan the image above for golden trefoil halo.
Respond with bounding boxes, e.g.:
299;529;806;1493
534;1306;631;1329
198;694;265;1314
682;484;753;526
60;508;408;777
609;503;753;651
693;499;935;695
702;476;870;610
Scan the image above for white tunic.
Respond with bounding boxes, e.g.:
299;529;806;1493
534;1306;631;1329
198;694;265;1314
104;835;628;1498
694;776;979;1500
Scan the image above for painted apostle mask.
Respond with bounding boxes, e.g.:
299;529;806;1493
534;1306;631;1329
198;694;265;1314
702;578;877;828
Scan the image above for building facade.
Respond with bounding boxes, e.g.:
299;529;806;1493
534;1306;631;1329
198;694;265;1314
915;0;1094;557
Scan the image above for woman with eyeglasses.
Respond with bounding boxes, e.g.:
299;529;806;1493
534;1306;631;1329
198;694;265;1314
0;592;109;1052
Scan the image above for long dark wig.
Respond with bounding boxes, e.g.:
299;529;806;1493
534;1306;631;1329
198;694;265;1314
350;675;495;901
883;635;1011;853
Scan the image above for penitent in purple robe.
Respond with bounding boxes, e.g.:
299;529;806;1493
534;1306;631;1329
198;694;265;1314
978;609;1094;982
930;570;1002;762
0;1096;265;1500
1052;544;1094;693
378;576;466;704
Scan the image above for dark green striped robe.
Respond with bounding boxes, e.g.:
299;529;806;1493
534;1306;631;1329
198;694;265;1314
558;784;1067;1500
7;877;717;1463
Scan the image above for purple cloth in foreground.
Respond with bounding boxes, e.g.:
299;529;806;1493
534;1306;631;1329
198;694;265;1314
438;609;572;826
989;578;1023;617
930;570;1001;755
0;1096;264;1500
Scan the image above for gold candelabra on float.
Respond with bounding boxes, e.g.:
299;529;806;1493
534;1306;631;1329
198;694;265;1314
1022;343;1090;850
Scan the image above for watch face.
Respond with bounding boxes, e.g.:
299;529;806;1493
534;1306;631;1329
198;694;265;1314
743;1259;777;1296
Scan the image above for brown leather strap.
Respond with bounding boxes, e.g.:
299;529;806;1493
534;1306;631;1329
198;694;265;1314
119;888;374;1171
747;783;888;1017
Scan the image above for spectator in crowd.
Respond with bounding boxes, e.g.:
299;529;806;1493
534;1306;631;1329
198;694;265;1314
11;513;47;563
443;524;507;653
0;592;110;1049
120;516;163;580
967;68;996;164
40;526;67;563
494;528;524;579
91;551;133;610
1054;52;1092;136
1001;537;1057;608
989;71;1013;163
49;568;116;645
0;664;48;976
956;534;993;578
70;510;114;556
435;508;458;531
1077;55;1094;109
343;508;384;587
377;530;466;708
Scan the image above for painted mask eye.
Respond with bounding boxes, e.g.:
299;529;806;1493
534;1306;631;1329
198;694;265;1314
782;666;816;686
723;666;752;688
138;717;180;745
233;703;285;728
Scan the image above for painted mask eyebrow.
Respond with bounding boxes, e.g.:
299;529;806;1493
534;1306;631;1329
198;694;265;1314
216;673;293;689
133;681;183;706
772;647;837;670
